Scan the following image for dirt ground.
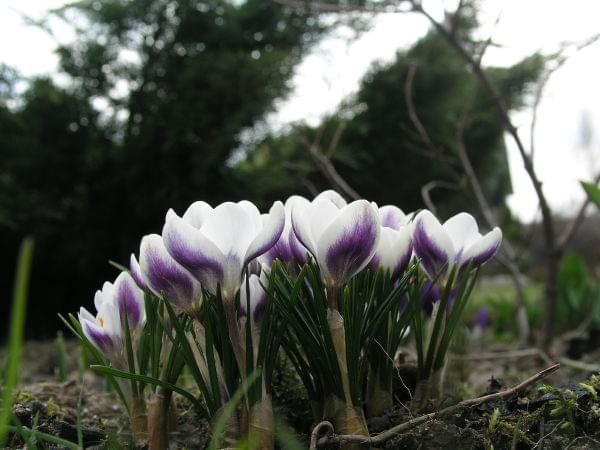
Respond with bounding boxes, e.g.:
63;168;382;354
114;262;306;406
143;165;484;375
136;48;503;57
4;338;600;449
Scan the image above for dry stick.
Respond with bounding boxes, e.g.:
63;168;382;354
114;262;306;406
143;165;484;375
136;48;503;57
455;121;532;345
300;122;361;200
452;348;553;366
420;180;460;216
310;421;334;450
314;363;561;447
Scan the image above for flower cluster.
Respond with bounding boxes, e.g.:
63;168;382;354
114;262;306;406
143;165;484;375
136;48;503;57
70;190;502;448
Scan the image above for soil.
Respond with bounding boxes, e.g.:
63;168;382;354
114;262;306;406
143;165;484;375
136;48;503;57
3;339;600;449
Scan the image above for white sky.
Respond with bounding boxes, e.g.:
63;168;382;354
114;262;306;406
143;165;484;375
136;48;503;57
1;0;600;222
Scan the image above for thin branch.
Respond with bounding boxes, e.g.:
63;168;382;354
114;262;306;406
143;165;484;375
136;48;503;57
420;180;460;216
404;65;458;168
317;363;561;447
310;421;334;450
300;123;361;200
557;172;600;249
273;0;410;14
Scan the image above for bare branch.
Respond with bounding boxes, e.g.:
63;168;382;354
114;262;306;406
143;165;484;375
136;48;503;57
557;172;600;249
300;122;361;200
420;180;460;216
273;0;411;14
316;363;561;447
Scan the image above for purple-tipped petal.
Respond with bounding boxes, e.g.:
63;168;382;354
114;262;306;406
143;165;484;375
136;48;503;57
140;234;203;311
81;319;115;353
240;273;268;323
413;210;455;278
317;200;380;286
244;201;285;264
463;227;502;266
114;272;145;330
288;229;308;265
369;226;413;280
162;209;226;295
443;213;480;261
379;205;410;230
130;253;147;290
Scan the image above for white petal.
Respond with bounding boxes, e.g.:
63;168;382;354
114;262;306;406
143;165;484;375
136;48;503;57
462;227;503;266
314;190;347;208
244;201;285;264
413;210;455;277
291;199;317;257
237;200;262;232
308;199;341;243
443;212;480;252
182;201;213;229
200;202;256;258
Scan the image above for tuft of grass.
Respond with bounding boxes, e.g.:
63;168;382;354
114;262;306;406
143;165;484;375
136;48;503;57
0;238;34;447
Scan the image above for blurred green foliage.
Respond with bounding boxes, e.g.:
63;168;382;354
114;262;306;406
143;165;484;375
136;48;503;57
0;0;543;336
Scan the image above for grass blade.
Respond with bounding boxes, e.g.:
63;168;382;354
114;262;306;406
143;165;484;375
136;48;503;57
0;238;34;447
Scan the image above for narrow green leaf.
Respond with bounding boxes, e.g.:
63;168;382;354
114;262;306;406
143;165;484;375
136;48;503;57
0;238;33;447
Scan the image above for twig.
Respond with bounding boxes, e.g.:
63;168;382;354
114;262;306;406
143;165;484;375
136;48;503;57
558;357;600;373
404;64;458;167
310;421;333;450
452;348;553;366
273;0;410;14
301;123;361;200
316;363;561;446
420;180;460;216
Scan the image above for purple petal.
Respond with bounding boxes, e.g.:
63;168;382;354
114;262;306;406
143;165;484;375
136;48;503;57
81;319;115;353
140;234;202;310
474;307;491;329
412;210;454;278
162;210;226;295
420;280;441;316
240;274;268;323
463;228;502;267
318;200;380;285
379;205;409;230
114;272;145;330
130;253;147;290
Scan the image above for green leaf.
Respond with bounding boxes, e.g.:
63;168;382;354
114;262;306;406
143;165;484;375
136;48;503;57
581;181;600;209
8;425;79;450
0;238;34;447
90;365;205;412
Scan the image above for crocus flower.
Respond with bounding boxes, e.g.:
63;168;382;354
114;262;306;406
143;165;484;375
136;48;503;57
139;234;203;315
162;200;285;301
79;272;145;356
129;253;147;291
260;195;310;268
240;273;269;324
369;205;413;280
474;306;491;330
291;192;380;287
412;210;502;278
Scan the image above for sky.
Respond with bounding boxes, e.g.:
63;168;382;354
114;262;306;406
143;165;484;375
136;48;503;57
1;0;600;222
